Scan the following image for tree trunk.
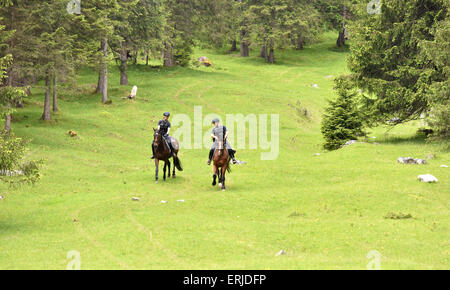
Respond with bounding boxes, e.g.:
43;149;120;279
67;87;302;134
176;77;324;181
133;51;137;65
162;41;174;67
24;79;31;96
52;74;58;112
230;40;237;52
336;30;346;47
101;65;108;104
41;75;51;120
267;39;275;64
119;42;128;85
240;30;249;57
259;45;267;58
4;103;11;134
98;39;108;103
97;72;103;93
296;36;304;50
97;39;107;93
146;49;149;66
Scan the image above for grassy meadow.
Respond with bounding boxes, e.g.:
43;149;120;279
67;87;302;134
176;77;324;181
0;33;448;269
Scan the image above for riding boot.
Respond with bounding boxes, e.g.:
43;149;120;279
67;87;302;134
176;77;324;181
228;149;237;164
207;149;214;165
168;142;176;157
151;142;156;159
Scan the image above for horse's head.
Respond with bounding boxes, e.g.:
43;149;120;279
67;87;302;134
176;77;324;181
153;128;162;146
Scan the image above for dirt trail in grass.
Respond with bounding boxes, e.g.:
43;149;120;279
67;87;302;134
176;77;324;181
173;82;201;108
72;197;132;269
126;209;188;268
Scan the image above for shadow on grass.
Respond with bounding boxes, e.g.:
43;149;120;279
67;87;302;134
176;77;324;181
377;134;427;145
328;45;350;53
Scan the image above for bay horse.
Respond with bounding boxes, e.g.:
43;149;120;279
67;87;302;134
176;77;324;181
153;129;182;184
212;139;231;191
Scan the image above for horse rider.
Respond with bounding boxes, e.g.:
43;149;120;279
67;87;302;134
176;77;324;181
151;112;175;159
207;118;237;165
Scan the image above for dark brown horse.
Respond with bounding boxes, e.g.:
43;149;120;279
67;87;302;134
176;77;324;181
153;129;182;184
212;140;231;191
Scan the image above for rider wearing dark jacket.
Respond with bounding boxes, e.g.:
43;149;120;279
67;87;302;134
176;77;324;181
151;112;175;159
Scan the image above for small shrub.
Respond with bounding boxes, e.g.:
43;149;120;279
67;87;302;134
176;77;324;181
174;38;193;67
321;77;365;150
0;132;42;185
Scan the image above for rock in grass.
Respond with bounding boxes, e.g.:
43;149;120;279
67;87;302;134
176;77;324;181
343;140;357;147
132;197;140;201
275;250;286;256
418;174;438;183
384;212;413;219
0;195;3;200
441;165;448;168
288;211;305;218
177;199;185;203
0;170;24;176
128;85;137;99
398;157;427;164
425;154;435;160
198;56;212;67
387;117;401;124
68;130;77;137
312;84;319;88
161;200;168;204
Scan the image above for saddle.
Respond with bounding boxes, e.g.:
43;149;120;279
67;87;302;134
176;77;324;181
161;136;179;156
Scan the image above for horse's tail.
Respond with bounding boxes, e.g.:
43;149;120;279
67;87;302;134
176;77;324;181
174;155;183;171
226;159;232;173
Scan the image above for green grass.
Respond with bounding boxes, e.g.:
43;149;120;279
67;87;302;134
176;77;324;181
0;32;448;269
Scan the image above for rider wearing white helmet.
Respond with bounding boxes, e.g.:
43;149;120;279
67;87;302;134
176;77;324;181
207;118;237;165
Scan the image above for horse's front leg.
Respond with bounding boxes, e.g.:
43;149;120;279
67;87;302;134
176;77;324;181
172;157;176;178
212;165;217;186
221;166;226;191
163;161;167;181
218;167;223;189
168;160;171;178
155;159;159;184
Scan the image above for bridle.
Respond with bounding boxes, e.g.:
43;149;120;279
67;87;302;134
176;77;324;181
153;129;161;147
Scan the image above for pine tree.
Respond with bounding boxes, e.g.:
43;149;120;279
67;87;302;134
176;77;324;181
347;0;449;131
321;77;365;150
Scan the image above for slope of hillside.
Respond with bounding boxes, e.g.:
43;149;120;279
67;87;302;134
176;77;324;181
1;33;448;269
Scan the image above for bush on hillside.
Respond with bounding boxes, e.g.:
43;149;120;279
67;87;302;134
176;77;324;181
321;77;365;150
0;132;42;185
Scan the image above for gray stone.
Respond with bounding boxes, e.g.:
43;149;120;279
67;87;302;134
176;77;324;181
440;165;448;168
0;170;24;176
132;197;140;201
128;85;138;99
425;154;435;160
198;56;212;67
398;157;427;165
275;250;286;256
343;140;358;147
387;118;401;124
418;174;438;183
